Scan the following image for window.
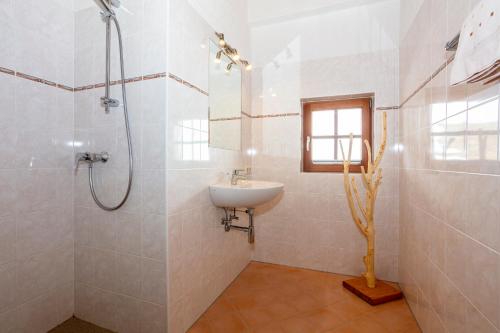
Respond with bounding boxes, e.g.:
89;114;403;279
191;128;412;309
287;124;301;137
302;98;372;172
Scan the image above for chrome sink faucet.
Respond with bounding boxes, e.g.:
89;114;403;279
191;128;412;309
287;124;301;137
231;168;249;185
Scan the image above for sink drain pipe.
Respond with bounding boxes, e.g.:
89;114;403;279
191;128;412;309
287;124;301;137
222;208;255;243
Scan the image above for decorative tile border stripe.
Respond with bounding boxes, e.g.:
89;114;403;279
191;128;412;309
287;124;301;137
168;73;209;96
376;106;400;111
0;65;168;93
144;72;166;80
3;59;442;113
57;84;75;92
240;111;303;119
210;116;242;122
399;55;455;108
252;112;301;119
245;106;400;118
0;66;75;92
74;72;167;92
0;67;15;75
241;111;301;119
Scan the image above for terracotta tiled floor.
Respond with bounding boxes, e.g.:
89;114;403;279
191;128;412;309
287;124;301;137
188;262;421;333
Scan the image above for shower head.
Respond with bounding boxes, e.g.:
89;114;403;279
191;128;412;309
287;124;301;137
94;0;119;15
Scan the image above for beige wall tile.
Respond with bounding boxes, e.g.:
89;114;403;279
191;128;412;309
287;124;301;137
399;1;500;332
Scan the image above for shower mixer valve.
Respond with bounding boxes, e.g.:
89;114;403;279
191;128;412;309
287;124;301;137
101;96;120;108
75;152;110;167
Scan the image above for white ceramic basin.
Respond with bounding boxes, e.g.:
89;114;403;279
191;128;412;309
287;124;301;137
209;180;284;208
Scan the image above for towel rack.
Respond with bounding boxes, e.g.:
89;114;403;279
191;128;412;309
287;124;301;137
445;33;460;51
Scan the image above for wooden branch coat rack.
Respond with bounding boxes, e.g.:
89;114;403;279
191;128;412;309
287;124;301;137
340;112;402;305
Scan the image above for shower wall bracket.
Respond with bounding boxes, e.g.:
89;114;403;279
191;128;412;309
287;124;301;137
222;208;255;243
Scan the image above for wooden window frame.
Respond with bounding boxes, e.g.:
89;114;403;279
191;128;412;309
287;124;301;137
302;98;372;173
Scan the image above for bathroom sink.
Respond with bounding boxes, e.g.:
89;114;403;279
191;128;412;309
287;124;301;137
209;181;284;208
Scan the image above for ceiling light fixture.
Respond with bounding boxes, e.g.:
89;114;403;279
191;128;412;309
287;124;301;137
241;60;252;71
215;32;226;46
214;31;252;72
215;50;222;63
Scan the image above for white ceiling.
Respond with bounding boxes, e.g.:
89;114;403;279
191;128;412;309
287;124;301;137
248;0;396;26
74;0;398;28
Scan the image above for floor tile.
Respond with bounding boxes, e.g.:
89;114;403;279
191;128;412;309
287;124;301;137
302;308;347;332
207;311;249;332
189;262;421;333
188;319;213;333
326;316;390;333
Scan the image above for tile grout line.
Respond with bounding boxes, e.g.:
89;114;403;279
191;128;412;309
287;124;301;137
408;203;500;332
410;201;500;257
0;281;75;318
400;165;500;178
75;281;166;308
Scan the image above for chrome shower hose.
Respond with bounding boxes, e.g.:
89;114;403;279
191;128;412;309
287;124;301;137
89;14;133;211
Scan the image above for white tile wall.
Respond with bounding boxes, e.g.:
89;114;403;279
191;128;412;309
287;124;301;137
0;0;75;331
399;0;500;332
6;1;499;333
0;0;74;87
249;1;400;282
73;1;167;332
167;1;253;332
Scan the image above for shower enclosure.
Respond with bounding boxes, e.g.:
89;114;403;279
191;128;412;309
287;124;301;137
72;0;167;331
0;0;167;331
75;0;133;211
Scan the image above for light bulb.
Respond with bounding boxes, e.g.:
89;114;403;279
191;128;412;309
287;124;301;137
245;63;252;71
216;32;226;46
232;53;240;61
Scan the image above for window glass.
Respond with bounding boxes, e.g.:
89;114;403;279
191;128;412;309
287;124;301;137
312;110;335;136
312;138;335;162
338;138;362;161
337;108;362;135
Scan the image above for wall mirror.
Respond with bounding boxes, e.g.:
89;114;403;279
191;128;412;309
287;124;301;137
208;39;242;151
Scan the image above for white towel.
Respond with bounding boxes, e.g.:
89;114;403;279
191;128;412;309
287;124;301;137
450;0;500;85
